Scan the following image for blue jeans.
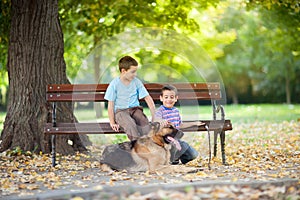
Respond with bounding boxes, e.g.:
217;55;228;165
170;140;198;164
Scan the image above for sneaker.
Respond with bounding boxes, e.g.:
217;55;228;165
171;159;180;165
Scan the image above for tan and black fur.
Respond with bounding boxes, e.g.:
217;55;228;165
100;122;199;173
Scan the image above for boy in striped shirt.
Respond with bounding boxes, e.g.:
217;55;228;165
155;85;201;165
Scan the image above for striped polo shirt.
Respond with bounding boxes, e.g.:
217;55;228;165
155;105;181;129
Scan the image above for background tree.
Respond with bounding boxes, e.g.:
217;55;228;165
254;6;300;104
1;0;299;109
215;3;265;104
0;0;209;154
0;0;88;154
59;0;221;81
215;0;300;104
59;0;204;117
1;0;300;154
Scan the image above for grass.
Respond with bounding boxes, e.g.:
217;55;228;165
225;104;300;123
73;103;300;123
0;104;299;132
0;112;5;132
1;105;299;198
0;104;299;144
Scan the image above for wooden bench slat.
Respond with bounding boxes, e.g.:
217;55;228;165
44;120;232;135
47;93;106;102
44;122;123;134
47;83;220;93
144;83;220;90
46;91;221;102
44;82;232;167
48;84;109;92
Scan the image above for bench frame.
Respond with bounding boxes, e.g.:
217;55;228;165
44;83;232;167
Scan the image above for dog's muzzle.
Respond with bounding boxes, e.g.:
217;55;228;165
163;128;181;150
165;135;181;150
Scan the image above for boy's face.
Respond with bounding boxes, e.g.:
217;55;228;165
160;90;178;108
121;65;138;81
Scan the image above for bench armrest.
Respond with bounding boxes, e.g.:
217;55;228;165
213;101;226;120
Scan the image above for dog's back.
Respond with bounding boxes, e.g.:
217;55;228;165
100;122;180;173
100;141;137;171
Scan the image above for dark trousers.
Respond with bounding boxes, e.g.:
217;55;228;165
115;106;150;141
170;140;199;164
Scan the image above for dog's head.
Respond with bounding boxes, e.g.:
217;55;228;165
149;122;181;150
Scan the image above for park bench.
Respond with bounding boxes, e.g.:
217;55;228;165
44;82;232;167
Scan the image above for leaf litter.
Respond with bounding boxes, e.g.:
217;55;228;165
0;121;299;199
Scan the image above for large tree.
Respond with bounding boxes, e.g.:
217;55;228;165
0;0;88;154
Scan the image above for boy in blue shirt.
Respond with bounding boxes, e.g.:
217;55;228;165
104;56;156;141
155;84;202;164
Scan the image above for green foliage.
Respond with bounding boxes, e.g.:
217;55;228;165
225;104;300;123
247;0;300;13
0;0;10;106
0;109;5;119
5;146;33;157
188;1;237;59
256;6;300;103
215;1;300;103
111;134;128;144
0;0;299;106
72;104;300;124
58;0;214;81
0;0;10;69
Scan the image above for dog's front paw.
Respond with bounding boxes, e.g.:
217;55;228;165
100;163;114;174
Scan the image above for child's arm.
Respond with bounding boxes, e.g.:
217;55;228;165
144;95;156;122
179;121;205;129
107;101;120;131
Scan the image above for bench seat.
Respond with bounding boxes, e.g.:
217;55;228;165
44;120;232;134
44;82;232;167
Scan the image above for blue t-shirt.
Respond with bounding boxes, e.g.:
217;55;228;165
155;105;182;129
104;77;149;111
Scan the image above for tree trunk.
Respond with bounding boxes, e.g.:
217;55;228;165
0;0;90;154
93;51;103;118
227;85;239;104
285;65;291;104
93;36;104;118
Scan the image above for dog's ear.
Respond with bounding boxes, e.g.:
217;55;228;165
150;122;160;132
163;121;175;129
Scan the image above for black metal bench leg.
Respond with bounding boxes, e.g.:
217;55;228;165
51;134;56;167
213;131;218;157
205;125;211;170
220;130;228;165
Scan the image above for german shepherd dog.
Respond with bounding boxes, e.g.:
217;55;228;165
100;122;198;173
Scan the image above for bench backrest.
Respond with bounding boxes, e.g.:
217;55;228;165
46;83;222;102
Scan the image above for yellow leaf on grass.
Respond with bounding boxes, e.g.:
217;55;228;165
71;197;84;200
27;184;39;190
36;176;45;182
196;171;208;177
70;171;78;176
84;161;91;166
75;156;80;161
290;136;299;142
231;177;238;182
268;174;278;178
18;184;27;189
92;185;103;190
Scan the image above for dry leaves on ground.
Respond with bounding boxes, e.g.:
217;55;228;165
0;121;299;199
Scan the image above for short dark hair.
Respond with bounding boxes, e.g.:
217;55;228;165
118;56;138;72
161;84;178;95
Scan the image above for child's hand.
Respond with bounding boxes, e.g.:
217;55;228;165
110;123;120;132
197;121;206;126
160;120;170;128
154;119;171;128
